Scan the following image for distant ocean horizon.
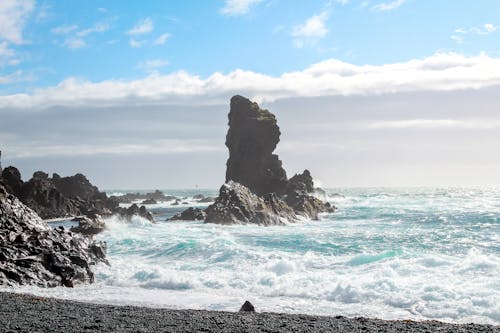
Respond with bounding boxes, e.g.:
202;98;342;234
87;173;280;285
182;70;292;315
3;187;499;325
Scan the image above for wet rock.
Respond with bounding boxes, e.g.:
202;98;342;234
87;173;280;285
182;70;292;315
239;301;255;312
169;207;206;221
198;196;215;203
70;216;106;236
114;204;155;223
141;198;157;205
205;181;296;225
0;184;107;287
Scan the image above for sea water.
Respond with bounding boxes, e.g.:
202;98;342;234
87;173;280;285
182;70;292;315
3;188;500;325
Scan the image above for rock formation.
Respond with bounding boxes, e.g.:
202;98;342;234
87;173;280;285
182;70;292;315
205;181;296;225
0;183;107;287
201;95;336;225
169;207;206;221
225;95;288;196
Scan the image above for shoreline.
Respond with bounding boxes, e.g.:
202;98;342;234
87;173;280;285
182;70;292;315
0;292;498;333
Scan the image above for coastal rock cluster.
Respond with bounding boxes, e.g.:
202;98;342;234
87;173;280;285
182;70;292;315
175;95;335;225
0;164;155;225
0;183;107;287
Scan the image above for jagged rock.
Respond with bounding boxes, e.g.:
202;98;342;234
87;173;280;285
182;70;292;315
19;174;81;219
225;95;288;196
110;190;174;204
141;198;157;205
169;207;206;221
198;197;215;203
1;166;23;195
0;184;107;287
193;194;205;200
239;300;255;312
288;170;314;194
205;181;296;225
114;204;155;223
70;215;106;236
52;173;106;201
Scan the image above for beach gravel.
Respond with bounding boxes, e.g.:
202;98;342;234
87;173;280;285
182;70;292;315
0;292;498;333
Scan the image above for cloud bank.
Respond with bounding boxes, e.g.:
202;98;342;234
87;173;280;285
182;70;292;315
1;52;500;110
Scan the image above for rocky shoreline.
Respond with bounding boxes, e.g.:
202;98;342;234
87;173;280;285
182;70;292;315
0;292;497;333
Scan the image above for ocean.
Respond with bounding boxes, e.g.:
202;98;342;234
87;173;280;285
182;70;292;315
3;187;499;325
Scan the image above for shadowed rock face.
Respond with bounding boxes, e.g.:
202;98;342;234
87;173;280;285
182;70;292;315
205;181;296;225
0;184;107;287
225;95;288;197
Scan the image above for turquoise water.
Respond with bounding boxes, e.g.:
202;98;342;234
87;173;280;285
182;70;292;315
5;187;500;324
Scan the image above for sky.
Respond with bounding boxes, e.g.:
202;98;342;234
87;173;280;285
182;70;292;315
1;0;500;189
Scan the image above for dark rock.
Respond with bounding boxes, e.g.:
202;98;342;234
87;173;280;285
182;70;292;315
110;190;172;204
70;216;106;236
198;196;215;203
33;171;49;179
1;166;23;196
19;174;81;219
52;173;107;201
192;194;205;200
225;95;288;196
239;301;255;312
169;207;206;221
113;204;155;223
206;96;336;225
0;184;107;287
141;198;157;205
205;181;296;225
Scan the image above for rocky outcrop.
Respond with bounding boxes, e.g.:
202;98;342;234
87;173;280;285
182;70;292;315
225;95;288;197
70;215;106;236
205;181;296;225
0;184;107;287
202;96;335;225
1;166;23;195
110;190;176;204
169;207;206;221
114;204;155;223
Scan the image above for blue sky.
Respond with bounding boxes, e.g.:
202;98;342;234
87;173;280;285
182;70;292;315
1;0;500;188
3;0;500;91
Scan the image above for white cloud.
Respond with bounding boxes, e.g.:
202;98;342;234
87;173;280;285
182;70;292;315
0;69;35;84
451;23;499;43
292;12;329;48
0;0;35;44
63;38;86;49
136;59;169;72
220;0;263;16
7;140;222;158
2;52;500;109
76;21;110;37
372;0;407;11
153;33;171;45
127;18;154;35
51;24;78;35
129;38;144;48
366;119;500;130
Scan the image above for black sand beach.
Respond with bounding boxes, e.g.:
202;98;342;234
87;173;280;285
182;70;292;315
0;292;498;333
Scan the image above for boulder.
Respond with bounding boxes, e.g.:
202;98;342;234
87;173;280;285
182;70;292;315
205;181;296;225
114;204;155;223
70;215;106;236
239;301;255;312
0;184;107;287
169;207;206;221
141;198;157;205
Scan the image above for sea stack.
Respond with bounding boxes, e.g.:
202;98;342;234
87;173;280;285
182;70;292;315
204;95;335;225
225;95;288;196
